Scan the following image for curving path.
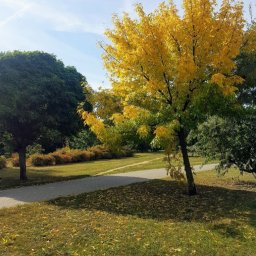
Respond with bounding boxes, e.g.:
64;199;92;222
0;164;217;209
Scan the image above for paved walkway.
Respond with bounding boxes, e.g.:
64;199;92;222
0;164;217;209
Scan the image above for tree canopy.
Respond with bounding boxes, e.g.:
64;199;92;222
81;0;254;195
0;51;88;180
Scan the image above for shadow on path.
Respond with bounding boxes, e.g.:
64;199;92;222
0;175;153;208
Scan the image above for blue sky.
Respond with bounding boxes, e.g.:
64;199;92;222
0;0;254;89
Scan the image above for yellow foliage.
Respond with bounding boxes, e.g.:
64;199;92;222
137;125;150;138
123;105;140;119
123;105;150;120
88;88;122;120
81;111;105;140
111;113;125;125
83;0;249;156
154;126;172;139
211;73;226;86
102;0;245;110
211;74;244;95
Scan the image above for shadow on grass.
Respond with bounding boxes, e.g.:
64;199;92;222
49;179;256;229
0;168;91;190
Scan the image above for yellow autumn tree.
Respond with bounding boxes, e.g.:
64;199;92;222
84;0;248;195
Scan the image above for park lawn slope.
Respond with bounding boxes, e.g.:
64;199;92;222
0;153;212;190
0;169;255;255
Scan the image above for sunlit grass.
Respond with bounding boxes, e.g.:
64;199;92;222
0;153;213;190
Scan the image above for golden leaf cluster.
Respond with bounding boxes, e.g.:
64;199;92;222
102;0;245;108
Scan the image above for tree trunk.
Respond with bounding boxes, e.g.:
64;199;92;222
18;147;27;181
178;128;197;196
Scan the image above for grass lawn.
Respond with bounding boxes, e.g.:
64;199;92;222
0;153;212;190
0;169;255;255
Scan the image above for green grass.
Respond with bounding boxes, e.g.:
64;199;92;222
108;155;216;174
0;153;212;190
0;169;255;255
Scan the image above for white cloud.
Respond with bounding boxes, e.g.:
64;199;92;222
0;4;31;27
0;0;105;35
29;2;105;35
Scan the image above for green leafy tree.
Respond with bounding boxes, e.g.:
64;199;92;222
0;51;89;180
68;130;98;150
189;112;256;176
236;51;256;106
190;40;256;176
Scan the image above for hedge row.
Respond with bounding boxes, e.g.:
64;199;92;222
30;145;133;167
0;156;7;169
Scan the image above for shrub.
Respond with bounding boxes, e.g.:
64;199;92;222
29;145;134;166
71;150;93;162
51;152;72;165
88;145;111;159
12;154;20;167
0;156;6;169
88;145;133;159
87;151;96;160
121;146;134;157
31;154;55;166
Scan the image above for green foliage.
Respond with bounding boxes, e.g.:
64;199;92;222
0;143;4;156
0;132;14;157
116;121;154;152
189;112;256;175
0;51;87;150
236;51;256;106
26;144;44;156
189;50;256;175
68;130;98;150
0;51;90;177
0;156;6;169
